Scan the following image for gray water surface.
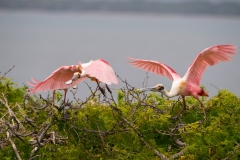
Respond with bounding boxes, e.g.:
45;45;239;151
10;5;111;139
1;11;240;101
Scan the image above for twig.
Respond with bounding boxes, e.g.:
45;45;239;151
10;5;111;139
7;131;22;160
223;142;240;160
38;123;51;144
96;123;106;148
29;147;39;159
0;65;15;81
210;83;220;91
169;147;187;160
143;72;149;88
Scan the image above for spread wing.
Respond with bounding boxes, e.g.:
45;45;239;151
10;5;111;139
127;57;181;81
83;59;118;85
28;66;87;93
183;45;236;86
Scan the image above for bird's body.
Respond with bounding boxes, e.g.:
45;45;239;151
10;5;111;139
28;59;118;118
28;65;84;93
128;45;236;118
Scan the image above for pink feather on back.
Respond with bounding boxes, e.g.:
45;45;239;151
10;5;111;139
83;59;118;85
28;66;86;94
183;45;236;86
127;57;181;81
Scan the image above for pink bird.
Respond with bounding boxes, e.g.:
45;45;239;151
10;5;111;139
28;59;118;118
128;45;236;119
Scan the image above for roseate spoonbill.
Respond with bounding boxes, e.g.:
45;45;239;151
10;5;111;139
128;45;236;118
28;59;118;118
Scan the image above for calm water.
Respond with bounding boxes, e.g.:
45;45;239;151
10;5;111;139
1;11;240;100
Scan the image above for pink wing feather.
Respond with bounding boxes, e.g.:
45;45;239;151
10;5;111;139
183;45;236;85
127;57;181;81
83;59;118;85
28;66;87;94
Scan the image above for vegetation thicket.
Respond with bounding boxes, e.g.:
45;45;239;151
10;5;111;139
0;71;239;160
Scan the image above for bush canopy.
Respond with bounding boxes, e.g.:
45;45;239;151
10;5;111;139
0;75;240;160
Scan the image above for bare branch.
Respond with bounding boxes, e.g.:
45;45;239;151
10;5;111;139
210;83;220;91
29;147;39;160
7;131;22;160
223;142;240;160
169;147;187;160
0;65;15;81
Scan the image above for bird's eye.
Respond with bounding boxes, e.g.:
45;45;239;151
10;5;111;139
159;86;164;90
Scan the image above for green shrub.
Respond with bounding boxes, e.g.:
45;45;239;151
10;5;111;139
0;78;239;159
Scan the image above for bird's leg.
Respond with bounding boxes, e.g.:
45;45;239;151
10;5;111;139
196;98;206;119
171;96;186;120
105;84;112;94
96;81;106;97
177;96;187;116
62;89;68;120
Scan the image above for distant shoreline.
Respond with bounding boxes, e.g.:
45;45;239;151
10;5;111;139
0;1;240;16
1;9;240;20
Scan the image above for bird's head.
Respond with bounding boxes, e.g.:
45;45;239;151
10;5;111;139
66;72;81;85
138;84;164;92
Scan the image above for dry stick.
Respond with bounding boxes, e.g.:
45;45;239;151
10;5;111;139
169;147;187;160
223;142;240;160
71;124;129;137
105;75;186;159
143;72;149;88
28;154;41;160
105;76;168;158
69;84;80;103
121;113;167;159
0;65;15;81
24;117;38;129
141;104;165;114
106;99;167;159
37;123;51;145
72;128;81;144
154;129;180;136
172;137;186;147
49;131;56;145
96;123;106;148
7;131;22;160
29;147;39;159
1;94;21;125
171;96;181;113
29;123;51;159
123;78;165;116
39;95;54;110
1;94;29;141
210;83;220;91
76;86;99;109
5;122;33;138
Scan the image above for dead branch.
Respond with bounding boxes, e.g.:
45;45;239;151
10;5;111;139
37;123;51;145
0;65;15;81
29;147;39;159
210;83;220;91
169;147;187;160
223;142;240;160
7;131;22;160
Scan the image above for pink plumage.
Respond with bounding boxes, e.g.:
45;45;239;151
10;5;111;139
83;59;118;85
28;59;118;94
127;57;181;81
28;65;86;94
27;59;118;119
183;45;236;86
128;45;237;118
